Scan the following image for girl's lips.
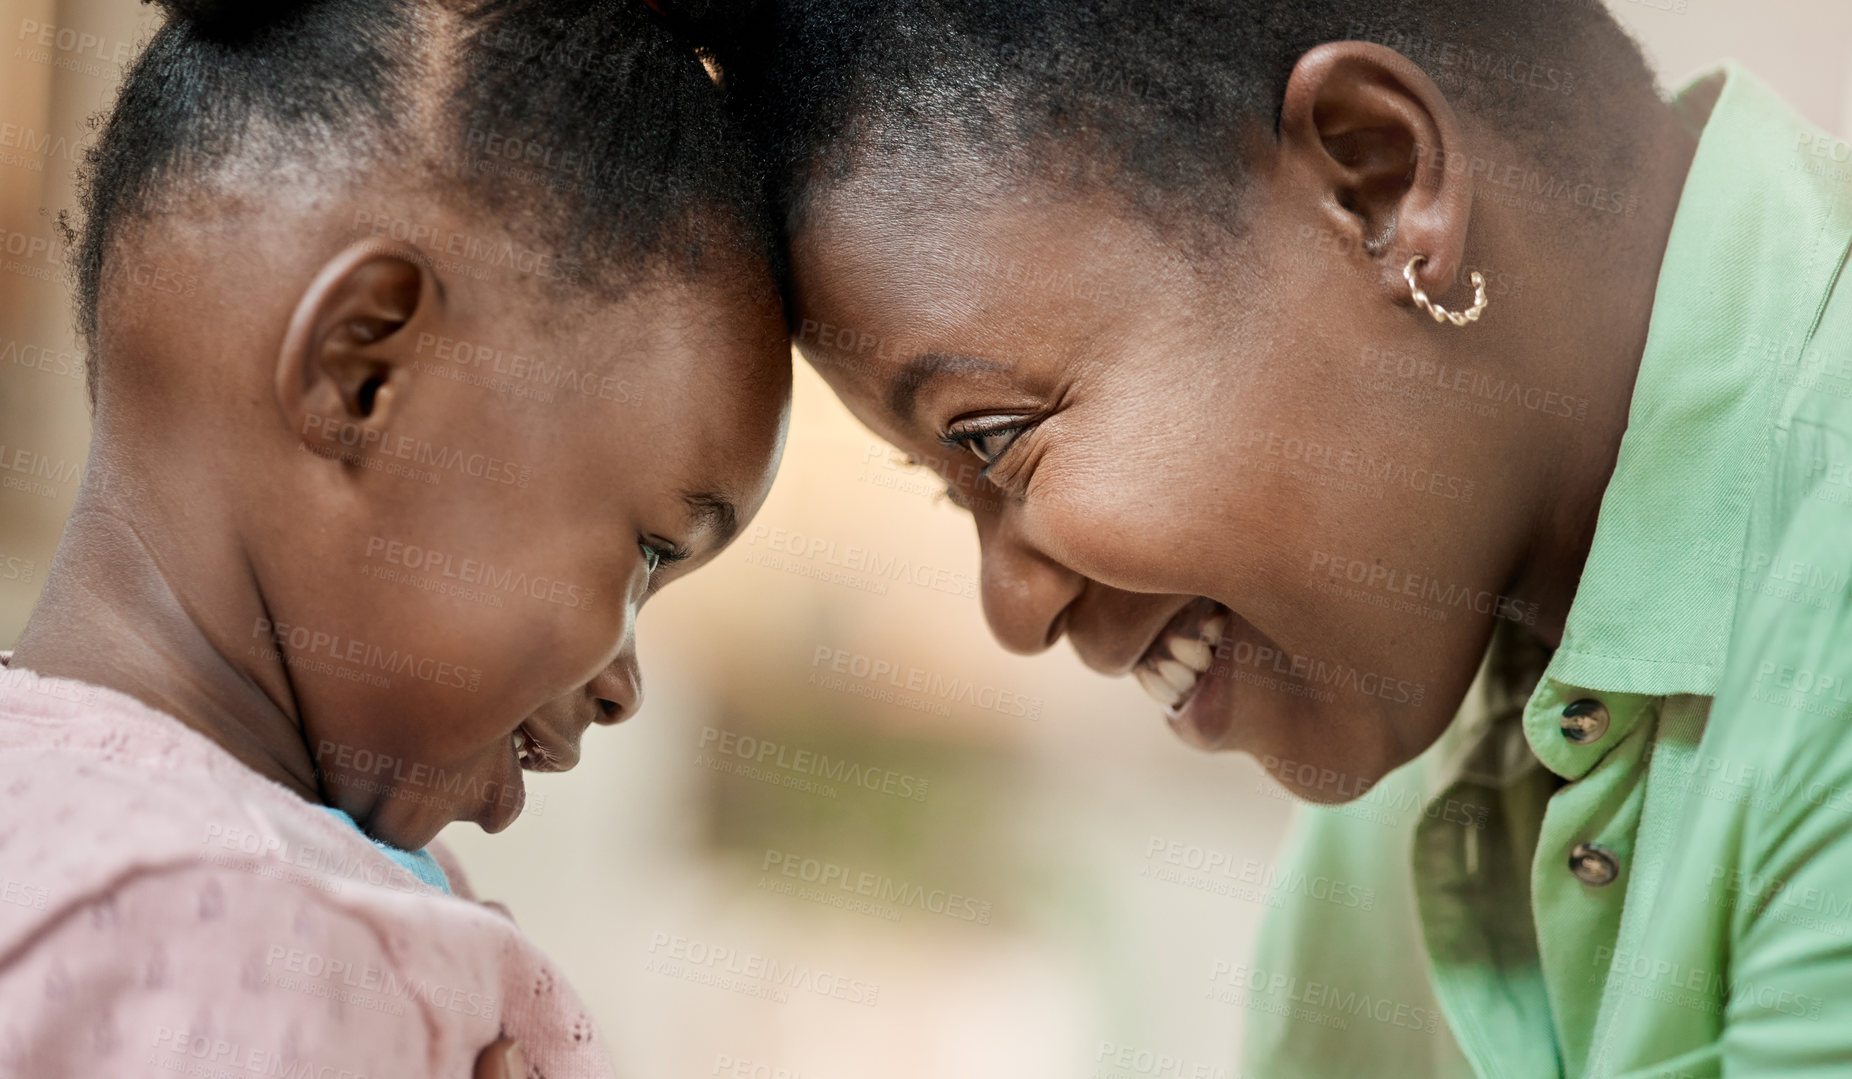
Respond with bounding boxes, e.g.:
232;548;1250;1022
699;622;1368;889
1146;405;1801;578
512;725;539;768
486;719;578;831
510;722;572;773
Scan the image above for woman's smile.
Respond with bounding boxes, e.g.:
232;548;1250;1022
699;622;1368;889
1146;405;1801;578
1130;597;1227;712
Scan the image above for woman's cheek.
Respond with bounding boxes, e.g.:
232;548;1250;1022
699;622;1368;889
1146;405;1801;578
1023;482;1185;595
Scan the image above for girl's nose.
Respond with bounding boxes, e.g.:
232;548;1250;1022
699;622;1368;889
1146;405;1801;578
588;650;642;724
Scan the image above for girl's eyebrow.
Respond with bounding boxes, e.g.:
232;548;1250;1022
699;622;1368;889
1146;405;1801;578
886;352;1011;421
681;490;739;547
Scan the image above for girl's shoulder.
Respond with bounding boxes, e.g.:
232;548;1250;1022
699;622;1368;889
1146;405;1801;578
0;660;406;913
0;657;462;914
0;662;612;1078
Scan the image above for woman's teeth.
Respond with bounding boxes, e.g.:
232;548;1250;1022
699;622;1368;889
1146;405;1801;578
1169;636;1213;671
1135;614;1228;712
1155;658;1197;691
512;727;536;766
1135;667;1185;708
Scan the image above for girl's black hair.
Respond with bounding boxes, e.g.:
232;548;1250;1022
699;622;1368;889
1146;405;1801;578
75;0;775;398
707;0;1658;243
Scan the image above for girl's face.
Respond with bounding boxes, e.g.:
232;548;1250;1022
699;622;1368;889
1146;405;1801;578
212;235;792;850
788;171;1568;802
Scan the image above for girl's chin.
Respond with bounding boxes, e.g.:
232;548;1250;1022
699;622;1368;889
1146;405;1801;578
355;755;527;850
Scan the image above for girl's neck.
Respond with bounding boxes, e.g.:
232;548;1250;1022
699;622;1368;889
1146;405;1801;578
10;466;320;800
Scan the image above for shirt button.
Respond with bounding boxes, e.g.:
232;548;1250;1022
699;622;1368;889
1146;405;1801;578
1560;698;1610;743
1569;843;1620;886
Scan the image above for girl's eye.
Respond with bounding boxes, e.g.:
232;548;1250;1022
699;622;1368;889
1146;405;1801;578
639;541;665;576
639;537;692;579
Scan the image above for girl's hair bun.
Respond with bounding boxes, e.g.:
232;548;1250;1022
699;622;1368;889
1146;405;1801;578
145;0;311;36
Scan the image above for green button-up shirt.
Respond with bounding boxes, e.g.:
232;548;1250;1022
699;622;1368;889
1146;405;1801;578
1240;66;1852;1079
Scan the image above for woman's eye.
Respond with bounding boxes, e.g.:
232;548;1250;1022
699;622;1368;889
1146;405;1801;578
951;423;1027;466
965;430;1014;464
638;542;663;575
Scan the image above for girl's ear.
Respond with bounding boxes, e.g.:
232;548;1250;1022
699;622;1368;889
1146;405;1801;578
1275;41;1475;304
275;239;434;453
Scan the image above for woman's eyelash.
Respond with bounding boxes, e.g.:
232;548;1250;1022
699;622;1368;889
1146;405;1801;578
938;420;1031;471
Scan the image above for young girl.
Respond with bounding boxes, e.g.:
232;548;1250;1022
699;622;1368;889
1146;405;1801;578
1;0;787;1075
717;2;1852;1076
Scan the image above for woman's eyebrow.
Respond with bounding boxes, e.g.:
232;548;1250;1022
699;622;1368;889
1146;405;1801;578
886;352;1011;421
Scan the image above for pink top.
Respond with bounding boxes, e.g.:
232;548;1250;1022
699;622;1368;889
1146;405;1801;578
0;656;614;1079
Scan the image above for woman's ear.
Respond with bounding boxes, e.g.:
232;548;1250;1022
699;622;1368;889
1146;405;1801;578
1276;41;1474;301
275;239;434;454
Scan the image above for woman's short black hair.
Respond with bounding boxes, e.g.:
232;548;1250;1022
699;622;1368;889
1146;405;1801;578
710;0;1659;244
74;0;776;397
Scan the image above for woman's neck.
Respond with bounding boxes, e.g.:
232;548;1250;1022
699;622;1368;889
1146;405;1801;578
1507;92;1708;647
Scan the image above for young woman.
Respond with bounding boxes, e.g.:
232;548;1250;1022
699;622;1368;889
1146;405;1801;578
713;2;1852;1075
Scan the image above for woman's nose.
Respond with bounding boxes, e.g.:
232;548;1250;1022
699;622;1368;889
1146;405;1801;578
976;512;1084;655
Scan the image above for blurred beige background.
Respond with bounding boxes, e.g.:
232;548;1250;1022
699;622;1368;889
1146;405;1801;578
2;3;1848;1076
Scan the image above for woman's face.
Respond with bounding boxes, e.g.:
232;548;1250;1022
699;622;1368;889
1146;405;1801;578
789;167;1565;802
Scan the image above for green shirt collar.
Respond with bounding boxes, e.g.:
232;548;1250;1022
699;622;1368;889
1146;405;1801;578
1543;64;1852;697
1524;64;1852;777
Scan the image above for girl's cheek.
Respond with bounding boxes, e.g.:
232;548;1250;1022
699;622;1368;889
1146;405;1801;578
557;602;636;692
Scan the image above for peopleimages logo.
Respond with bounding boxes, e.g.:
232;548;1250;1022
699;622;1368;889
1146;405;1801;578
1359;346;1590;422
1591;945;1821;1019
362;535;596;611
809;645;1043;719
646;931;881;1006
1206;961;1441;1034
1093;1041;1246;1079
0;877;47;910
202;820;427;894
1237;429;1477;504
252;617;483;692
16;18;137;65
1209;638;1426;708
1307;550;1540;626
0;337;83;380
698;727;930;801
351;209;581;283
746;524;978;599
413;332;635;405
0;441;82;492
151;1027;372;1079
265;944;497;1017
301;414;532;488
1142;838;1376;911
760;849;993;924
